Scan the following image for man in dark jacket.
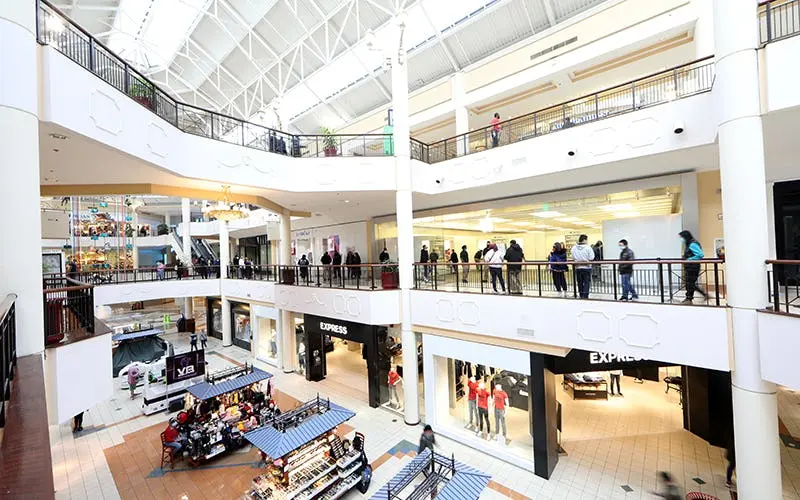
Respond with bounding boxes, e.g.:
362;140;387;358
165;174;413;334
321;252;332;283
298;254;309;283
449;248;459;274
459;245;470;283
332;250;342;280
618;239;638;301
504;240;525;295
420;245;430;282
379;248;390;263
679;230;707;303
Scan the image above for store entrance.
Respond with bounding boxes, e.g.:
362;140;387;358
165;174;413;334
324;338;369;402
773;180;800;284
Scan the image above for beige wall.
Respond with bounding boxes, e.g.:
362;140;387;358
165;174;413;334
697;170;723;255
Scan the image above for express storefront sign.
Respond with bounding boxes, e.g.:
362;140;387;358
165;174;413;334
548;349;666;374
320;322;348;336
304;314;367;343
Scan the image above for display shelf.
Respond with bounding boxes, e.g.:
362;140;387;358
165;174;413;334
286;440;329;471
296;472;337;500
337;458;362;479
319;473;361;500
205;443;226;460
286;462;336;500
336;450;360;470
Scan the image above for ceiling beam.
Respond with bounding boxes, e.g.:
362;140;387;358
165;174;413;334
419;3;460;72
541;0;557;26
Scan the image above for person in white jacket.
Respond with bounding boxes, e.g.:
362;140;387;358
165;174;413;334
484;243;506;293
570;235;596;298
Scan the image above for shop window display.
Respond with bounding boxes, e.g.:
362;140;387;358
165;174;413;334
233;309;251;348
256;317;278;365
443;358;532;460
296;323;307;376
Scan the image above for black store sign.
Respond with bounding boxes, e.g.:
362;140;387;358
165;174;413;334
547;349;668;375
166;350;206;384
304;315;371;344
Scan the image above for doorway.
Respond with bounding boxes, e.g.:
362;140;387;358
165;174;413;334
773;180;800;284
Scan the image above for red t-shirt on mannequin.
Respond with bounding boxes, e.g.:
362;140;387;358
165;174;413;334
493;388;508;410
467;380;478;401
477;387;490;409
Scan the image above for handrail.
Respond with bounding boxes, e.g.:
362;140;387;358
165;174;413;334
766;259;800;264
36;0;392;159
414;258;724;265
0;293;17;428
765;259;800;314
759;0;800;44
0;293;17;326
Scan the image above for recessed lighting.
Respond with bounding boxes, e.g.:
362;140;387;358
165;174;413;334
344;200;350;203
613;211;640;218
531;210;564;218
601;203;632;212
555;217;581;223
49;133;68;140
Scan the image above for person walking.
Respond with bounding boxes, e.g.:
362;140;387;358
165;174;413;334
72;411;84;433
352;251;362;282
449;247;459;274
189;331;198;351
127;365;139;400
430;248;440;283
493;384;509;443
653;471;682;500
420;244;430;283
476;382;491;438
609;369;623;396
726;436;736;488
199;331;208;350
321;251;332;284
571;235;595;298
474;248;485;283
332;250;342;281
504;239;524;295
490;113;501;147
591;240;604;282
485;244;506;294
298;254;309;283
418;425;436;454
466;376;478;429
345;250;354;280
549;243;569;297
679;230;707;304
379;247;390;263
459;245;470;283
618;239;639;301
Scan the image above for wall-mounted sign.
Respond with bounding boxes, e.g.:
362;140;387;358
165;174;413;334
547;349;668;374
320;322;348;335
304;314;370;343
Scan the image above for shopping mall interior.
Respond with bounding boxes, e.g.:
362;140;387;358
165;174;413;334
5;0;800;499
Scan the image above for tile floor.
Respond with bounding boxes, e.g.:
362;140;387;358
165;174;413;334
49;313;800;499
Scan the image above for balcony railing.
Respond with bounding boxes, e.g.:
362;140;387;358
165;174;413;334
414;57;715;164
760;0;800;44
413;259;726;306
272;264;398;290
42;276;94;347
36;0;392;159
766;259;800;314
48;265;222;285
0;294;17;428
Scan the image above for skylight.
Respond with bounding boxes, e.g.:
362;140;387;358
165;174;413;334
107;0;207;72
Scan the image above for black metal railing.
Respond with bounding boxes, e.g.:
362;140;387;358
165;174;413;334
0;294;17;428
273;264;398;290
767;259;800;314
47;265;221;285
414;57;715;164
760;0;800;43
226;265;279;281
413;259;726;306
36;0;392;159
42;277;94;347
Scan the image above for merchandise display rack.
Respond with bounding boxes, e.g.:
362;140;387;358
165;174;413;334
246;396;371;499
370;449;491;500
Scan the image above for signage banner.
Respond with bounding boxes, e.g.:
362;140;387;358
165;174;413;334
303;314;371;343
166;350;206;384
547;349;668;374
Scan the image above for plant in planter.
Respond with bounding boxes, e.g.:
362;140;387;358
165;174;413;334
129;77;155;110
320;126;338;157
156;223;169;236
380;262;399;290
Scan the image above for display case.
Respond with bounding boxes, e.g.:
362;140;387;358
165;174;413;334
563;373;608;400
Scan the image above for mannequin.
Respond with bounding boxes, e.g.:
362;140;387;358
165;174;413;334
388;366;402;408
465;376;478;430
297;341;306;373
493;383;509;444
476;382;491;439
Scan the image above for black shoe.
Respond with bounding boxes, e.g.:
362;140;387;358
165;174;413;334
618;297;628;301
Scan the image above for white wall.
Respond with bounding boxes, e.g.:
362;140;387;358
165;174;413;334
274;285;401;325
94;279;221;306
45;333;112;424
763;36;800;113
41;210;70;239
222;279;275;305
603;214;683;261
411;290;731;370
758;312;800;389
291;221;367;265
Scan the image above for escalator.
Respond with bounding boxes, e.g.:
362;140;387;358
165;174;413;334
191;238;216;261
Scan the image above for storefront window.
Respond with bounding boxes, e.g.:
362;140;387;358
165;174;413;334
295;319;306;376
256;317;278;365
439;357;532;461
233;306;251;349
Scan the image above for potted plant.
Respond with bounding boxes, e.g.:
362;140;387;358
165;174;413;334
129;77;155;110
320;126;338;157
380;262;399;290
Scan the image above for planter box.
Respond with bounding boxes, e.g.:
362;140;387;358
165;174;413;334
281;268;296;285
381;271;399;290
324;146;338;157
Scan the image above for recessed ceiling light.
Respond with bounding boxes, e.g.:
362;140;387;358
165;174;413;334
613;211;640;218
344;200;350;203
531;210;564;218
601;203;633;212
49;133;68;140
555;217;581;223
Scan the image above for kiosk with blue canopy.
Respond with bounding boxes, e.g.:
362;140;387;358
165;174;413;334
371;449;491;500
246;395;372;499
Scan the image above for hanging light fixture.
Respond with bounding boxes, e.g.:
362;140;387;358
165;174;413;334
202;185;249;221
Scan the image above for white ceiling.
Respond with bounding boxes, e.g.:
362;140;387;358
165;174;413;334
57;0;610;133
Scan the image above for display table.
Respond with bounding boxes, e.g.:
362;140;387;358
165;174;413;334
246;396;371;499
563;373;608;400
370;449;491;499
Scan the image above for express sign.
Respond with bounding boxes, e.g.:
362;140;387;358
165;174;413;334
548;348;666;374
589;352;644;364
320;322;348;335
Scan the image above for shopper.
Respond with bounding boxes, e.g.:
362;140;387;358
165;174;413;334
493;384;509;442
164;419;183;454
156;260;166;280
449;247;459;274
618;239;639;301
591;240;604;281
127;365;139;400
353;251;362;282
189;331;198;351
476;382;491;438
388;366;401;408
72;411;84;433
466;376;478;429
571;235;595;299
345;250;354;280
420;245;430;282
379;247;390;263
504;239;525;295
200;331;208;350
418;425;436;453
298;254;309;283
609;369;623;396
653;471;682;500
485;244;506;294
321;251;332;284
332;250;342;281
474;248;485;283
726;436;736;488
459;245;470;283
679;230;707;304
549;243;568;297
490;113;501;147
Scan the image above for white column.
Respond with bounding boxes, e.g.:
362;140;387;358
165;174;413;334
219;220;230;278
714;1;781;497
221;298;232;347
132;210;140;268
181;197;191;265
1;1;44;356
452;72;469;156
165;213;171;227
279;210;295;372
392;21;420;425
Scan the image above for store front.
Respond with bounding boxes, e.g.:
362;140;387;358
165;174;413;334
252;305;279;366
206;298;252;351
302;314;392;409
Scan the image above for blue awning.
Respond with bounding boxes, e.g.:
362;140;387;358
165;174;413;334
244;402;355;458
186;367;272;400
370;449;491;500
112;328;163;342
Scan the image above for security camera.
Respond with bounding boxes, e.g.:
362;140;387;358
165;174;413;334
567;148;577;157
435;177;444;184
673;120;685;134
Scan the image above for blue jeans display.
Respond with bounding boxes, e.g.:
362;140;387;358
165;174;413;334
489;267;505;292
620;273;638;299
576;268;591;298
